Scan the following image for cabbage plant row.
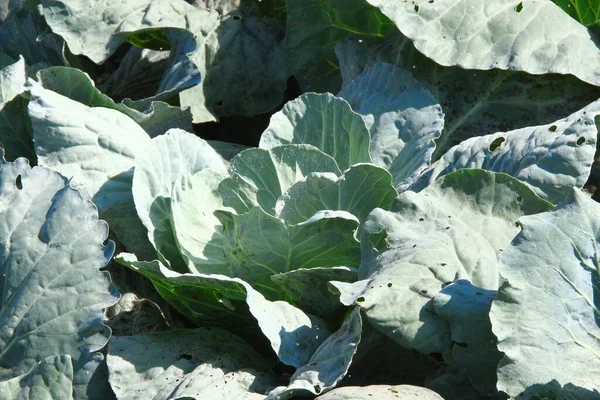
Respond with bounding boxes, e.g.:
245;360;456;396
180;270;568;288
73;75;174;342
1;0;600;399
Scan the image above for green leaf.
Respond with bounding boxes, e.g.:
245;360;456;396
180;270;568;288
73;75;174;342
552;0;600;26
271;267;357;316
36;67;193;138
338;62;444;191
285;0;394;93
490;189;600;397
267;307;362;399
0;355;73;400
276;163;398;225
260;93;371;171
27;79;156;261
132;129;227;272
366;0;600;87
219;144;341;215
215;207;361;300
107;328;279;399
115;254;331;368
171;169;229;274
314;385;444;399
414;99;600;203
335;31;600;158
0;158;119;380
333;170;552;354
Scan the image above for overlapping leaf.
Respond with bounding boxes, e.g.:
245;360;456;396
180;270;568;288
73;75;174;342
260;93;371;171
116;254;331;368
107;328;279;399
413;98;600;203
338;62;444;191
0;158;119;391
132;128;227;271
366;0;600;87
335;31;600;157
491;189;600;397
333;170;552;354
215;207;361;300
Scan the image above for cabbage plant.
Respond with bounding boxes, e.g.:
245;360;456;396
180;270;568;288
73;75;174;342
1;0;600;399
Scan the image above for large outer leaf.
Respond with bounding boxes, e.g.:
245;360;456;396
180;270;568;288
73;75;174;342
490;189;600;397
315;385;444;400
115;254;331;368
180;2;289;122
338;62;444;192
333;170;552;354
260;93;371;171
219;144;341;215
132;129;226;272
267;307;362;399
27;79;156;260
171;169;229;275
41;0;199;63
0;158;119;380
0;355;73;399
335;31;600;158
276;164;398;225
413;99;600;203
36;67;194;138
285;0;394;93
107;328;279;400
215;207;361;300
366;0;600;87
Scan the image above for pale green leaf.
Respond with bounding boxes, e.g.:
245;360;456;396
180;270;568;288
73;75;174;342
215;207;361;300
315;385;444;400
107;329;278;400
0;355;73;400
335;31;600;158
267;307;362;399
414;99;600;203
338;62;444;191
132;128;227;272
276;163;397;225
27;79;156;260
334;170;551;353
366;0;600;87
260;93;371;171
171;169;229;274
36;67;193;138
219;144;340;215
115;254;331;368
0;158;119;380
490;189;600;397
